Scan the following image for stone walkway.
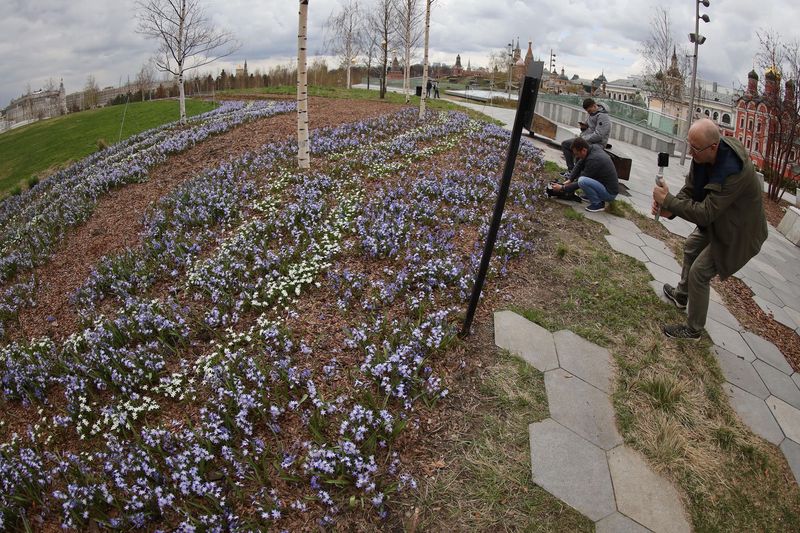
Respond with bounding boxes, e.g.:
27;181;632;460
458;100;800;454
495;311;692;532
493;203;800;530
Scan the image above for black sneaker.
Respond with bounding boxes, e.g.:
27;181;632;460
563;192;583;203
585;202;605;212
663;284;687;310
662;324;702;340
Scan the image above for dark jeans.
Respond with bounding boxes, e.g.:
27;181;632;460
561;138;576;170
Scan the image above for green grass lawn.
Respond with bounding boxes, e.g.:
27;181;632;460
0;99;217;197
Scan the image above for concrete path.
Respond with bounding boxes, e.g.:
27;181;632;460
479;99;800;528
457;100;800;334
495;311;692;532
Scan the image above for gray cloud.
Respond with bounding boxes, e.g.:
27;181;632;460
1;0;798;107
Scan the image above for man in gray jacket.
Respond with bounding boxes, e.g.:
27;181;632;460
653;118;768;340
551;137;619;212
561;98;611;173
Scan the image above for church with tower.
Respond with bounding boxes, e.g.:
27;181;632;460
734;66;800;181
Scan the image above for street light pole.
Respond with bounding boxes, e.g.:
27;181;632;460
681;0;710;166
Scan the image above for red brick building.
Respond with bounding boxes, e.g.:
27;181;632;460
734;67;800;181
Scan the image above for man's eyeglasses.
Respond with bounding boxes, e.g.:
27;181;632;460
688;141;717;154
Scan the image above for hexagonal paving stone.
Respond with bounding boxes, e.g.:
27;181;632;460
705;319;755;362
742;331;793;374
753;296;798;330
642;246;682;275
714;347;769;399
724;383;784;446
748;280;786;307
553;330;613;393
753;360;800;409
494;311;558;372
607;446;692;533
545;368;623;450
767;396;800;443
639;233;672;256
645;262;680;287
595;512;651;533
706;300;740;330
605;235;648;262
529;418;617;521
780;439;800;484
649;281;676;308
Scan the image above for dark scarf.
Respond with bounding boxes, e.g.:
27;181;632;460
691;140;743;203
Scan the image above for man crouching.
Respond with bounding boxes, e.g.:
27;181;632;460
550;137;619;212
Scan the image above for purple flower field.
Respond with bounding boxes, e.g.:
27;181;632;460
0;104;545;529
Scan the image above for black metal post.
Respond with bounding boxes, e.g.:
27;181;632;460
460;61;543;338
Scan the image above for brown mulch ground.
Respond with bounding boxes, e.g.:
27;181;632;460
10;97;404;343
763;192;793;227
714;275;800;370
719;193;799;370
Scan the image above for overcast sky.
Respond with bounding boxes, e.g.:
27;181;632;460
1;0;798;108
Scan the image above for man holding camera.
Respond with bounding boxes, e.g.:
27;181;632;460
550;137;619;212
561;97;611;174
652;118;768;340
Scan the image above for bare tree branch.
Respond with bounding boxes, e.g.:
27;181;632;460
638;7;688;106
136;0;240;122
324;1;363;89
367;0;395;99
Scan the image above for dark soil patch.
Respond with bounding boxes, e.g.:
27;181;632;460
12;98;404;343
714;275;800;370
763;192;793;228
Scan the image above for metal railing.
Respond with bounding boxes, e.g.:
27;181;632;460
538;93;687;139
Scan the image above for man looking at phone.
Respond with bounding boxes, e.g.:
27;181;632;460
652;118;767;340
561;98;611;174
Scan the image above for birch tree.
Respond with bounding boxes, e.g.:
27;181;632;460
368;0;394;99
325;0;362;89
361;31;380;90
136;0;239;123
298;0;311;170
419;0;435;118
395;0;423;103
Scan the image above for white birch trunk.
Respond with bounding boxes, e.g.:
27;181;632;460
297;0;310;169
404;16;412;103
419;0;431;118
178;0;187;123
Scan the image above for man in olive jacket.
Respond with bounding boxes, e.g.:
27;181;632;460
653;118;768;340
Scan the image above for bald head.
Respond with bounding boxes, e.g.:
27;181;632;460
689;118;721;146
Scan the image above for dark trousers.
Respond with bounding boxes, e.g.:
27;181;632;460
675;228;717;331
561;138;576;171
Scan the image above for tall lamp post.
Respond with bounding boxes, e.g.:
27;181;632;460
681;0;711;165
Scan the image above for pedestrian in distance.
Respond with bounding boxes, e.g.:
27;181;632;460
426;79;432;98
433;80;440;99
653;118;768;340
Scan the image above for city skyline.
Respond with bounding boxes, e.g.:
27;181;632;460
1;0;799;108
